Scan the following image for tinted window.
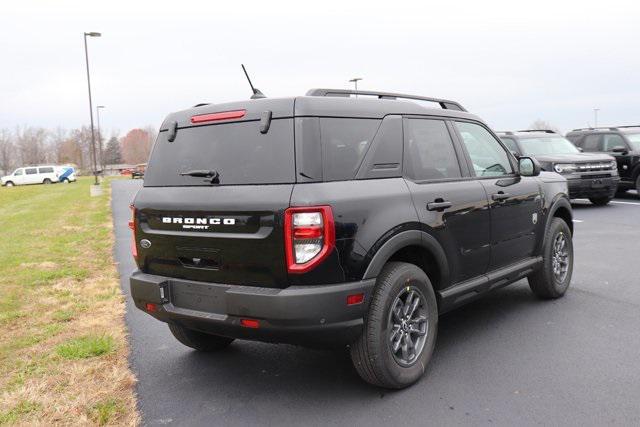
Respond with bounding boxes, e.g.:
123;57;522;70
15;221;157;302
25;168;37;175
404;119;461;180
582;134;601;151
320;118;380;181
144;119;295;186
499;137;519;153
455;122;513;177
38;167;54;174
602;134;626;151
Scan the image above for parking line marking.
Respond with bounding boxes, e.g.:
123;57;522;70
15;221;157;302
611;201;640;206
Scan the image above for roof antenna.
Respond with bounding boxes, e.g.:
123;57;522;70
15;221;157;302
241;64;266;99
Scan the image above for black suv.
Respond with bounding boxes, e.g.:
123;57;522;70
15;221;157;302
129;89;574;389
566;126;640;197
497;130;619;205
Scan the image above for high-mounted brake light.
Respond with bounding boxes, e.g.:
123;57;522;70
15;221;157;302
190;109;246;124
129;204;138;261
284;206;335;274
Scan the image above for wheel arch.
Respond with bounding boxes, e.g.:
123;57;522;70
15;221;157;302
548;196;573;236
362;230;450;290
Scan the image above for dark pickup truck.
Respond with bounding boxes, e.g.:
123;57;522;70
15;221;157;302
129;89;574;388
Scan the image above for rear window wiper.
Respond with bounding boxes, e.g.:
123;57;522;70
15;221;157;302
179;169;220;184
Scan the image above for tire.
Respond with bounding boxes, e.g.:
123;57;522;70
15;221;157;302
43;178;52;184
4;181;14;187
528;218;573;299
350;262;438;389
61;178;69;184
588;196;612;206
168;323;234;352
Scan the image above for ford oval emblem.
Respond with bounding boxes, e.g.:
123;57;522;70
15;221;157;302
140;239;151;249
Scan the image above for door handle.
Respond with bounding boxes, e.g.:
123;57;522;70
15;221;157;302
492;192;511;201
427;200;453;211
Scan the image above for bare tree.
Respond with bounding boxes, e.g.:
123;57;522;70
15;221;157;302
15;126;50;165
0;129;15;175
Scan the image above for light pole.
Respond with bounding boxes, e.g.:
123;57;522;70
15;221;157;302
594;108;600;128
96;105;105;170
84;31;101;186
349;77;362;96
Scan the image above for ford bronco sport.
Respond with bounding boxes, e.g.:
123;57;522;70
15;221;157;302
497;130;619;205
566;126;640;198
129;89;574;388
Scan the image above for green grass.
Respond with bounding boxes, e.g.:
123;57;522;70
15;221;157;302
55;335;115;360
89;399;123;426
0;400;41;424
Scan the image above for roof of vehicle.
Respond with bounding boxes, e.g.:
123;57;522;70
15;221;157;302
159;89;483;131
567;126;640;134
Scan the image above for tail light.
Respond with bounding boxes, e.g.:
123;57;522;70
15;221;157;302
284;206;335;274
129;204;138;261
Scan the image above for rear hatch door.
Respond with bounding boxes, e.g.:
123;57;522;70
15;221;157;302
134;99;295;288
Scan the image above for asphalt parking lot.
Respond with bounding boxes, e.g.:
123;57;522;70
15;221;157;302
112;180;640;426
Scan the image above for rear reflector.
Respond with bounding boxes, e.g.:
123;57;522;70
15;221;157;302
129;205;138;261
145;303;157;312
347;293;364;306
191;110;246;124
240;318;260;329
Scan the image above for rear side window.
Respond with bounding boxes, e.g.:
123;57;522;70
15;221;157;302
144;119;295;186
26;168;37;175
582;134;601;151
602;134;626;151
38;167;54;174
404;118;461;180
320;118;380;181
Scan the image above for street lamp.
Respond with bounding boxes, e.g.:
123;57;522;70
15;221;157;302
83;31;101;186
96;105;105;170
349;77;362;97
594;108;600;128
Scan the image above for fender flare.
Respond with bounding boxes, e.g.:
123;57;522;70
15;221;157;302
362;230;450;288
545;195;573;238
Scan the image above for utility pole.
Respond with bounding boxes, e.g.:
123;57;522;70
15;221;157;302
349;77;362;97
83;31;101;186
96;105;105;170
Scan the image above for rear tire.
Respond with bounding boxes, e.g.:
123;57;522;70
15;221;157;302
61;178;69;184
168;324;234;352
43;178;51;184
588;196;612;206
528;218;573;299
350;262;438;389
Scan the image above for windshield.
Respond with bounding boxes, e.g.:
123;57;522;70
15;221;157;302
518;137;580;156
626;133;640;150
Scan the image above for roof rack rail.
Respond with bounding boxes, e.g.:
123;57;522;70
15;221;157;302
515;129;556;134
615;125;640;129
571;126;620;131
192;103;210;107
305;88;467;112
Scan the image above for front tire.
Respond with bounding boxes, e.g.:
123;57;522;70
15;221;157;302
350;262;438;389
43;178;52;184
588;196;612;206
528;218;573;299
4;181;14;187
168;324;234;352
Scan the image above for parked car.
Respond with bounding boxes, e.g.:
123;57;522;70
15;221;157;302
566;126;640;197
132;163;146;179
497;130;619;205
2;165;63;187
129;89;574;389
55;165;77;183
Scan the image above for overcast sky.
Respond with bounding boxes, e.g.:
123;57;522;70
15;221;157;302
1;0;639;137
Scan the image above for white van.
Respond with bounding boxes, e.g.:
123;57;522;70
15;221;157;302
1;165;75;187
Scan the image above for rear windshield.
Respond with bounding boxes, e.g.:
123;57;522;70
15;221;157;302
144;119;295;186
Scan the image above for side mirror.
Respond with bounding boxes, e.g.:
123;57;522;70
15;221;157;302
612;146;628;154
519;156;541;177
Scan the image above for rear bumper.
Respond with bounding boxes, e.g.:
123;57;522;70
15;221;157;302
130;271;375;347
567;175;619;199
